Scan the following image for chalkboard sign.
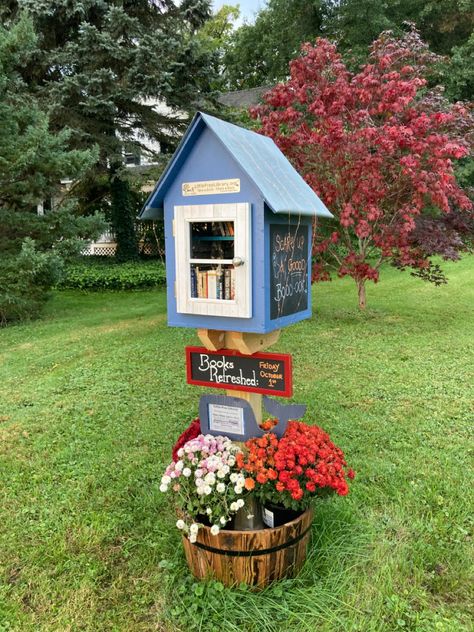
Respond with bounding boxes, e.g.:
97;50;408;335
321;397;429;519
186;347;293;397
270;223;309;320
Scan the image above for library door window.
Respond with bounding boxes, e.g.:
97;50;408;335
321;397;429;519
174;203;251;318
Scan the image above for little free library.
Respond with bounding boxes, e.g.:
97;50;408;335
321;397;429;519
140;112;355;587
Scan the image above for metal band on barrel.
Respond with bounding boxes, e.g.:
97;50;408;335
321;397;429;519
190;524;311;557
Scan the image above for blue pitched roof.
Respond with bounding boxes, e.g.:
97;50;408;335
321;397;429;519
140;112;333;219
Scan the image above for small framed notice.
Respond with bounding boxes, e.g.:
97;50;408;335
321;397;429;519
199;394;264;441
209;404;244;436
182;178;240;196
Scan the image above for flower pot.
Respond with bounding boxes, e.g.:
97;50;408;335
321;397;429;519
262;503;304;528
233;495;265;531
182;507;313;588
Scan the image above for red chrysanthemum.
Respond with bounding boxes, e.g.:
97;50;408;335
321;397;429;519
236;420;355;508
171;418;201;462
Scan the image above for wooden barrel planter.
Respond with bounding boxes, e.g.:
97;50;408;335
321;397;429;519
182;508;313;588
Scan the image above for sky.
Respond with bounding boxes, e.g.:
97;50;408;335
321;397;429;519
212;0;262;26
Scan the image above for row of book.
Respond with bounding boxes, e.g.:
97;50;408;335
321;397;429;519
191;267;235;300
217;222;234;237
192;221;234;238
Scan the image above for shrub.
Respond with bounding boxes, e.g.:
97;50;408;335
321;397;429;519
0;239;63;326
57;259;166;290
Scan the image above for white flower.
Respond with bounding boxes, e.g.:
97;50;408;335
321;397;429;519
204;472;216;485
195;469;204;478
196;487;205;495
175;461;184;471
216;483;225;493
203;485;213;495
182;468;192;477
189;533;197;543
159;484;168;492
230;473;239;483
216;469;226;479
190;523;199;534
230;502;238;511
228;457;236;466
161;475;171;485
177;448;184;458
210;525;220;536
220;516;227;525
247;514;254;520
206;507;212;515
234;485;243;494
195;478;204;487
176;519;185;530
236;499;245;509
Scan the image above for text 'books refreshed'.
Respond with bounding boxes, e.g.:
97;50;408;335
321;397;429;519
191;266;235;300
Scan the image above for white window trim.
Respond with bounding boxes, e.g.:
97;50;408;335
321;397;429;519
174;203;252;318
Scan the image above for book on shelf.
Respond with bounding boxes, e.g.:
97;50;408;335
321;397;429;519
197;270;207;298
191;266;198;298
207;270;217;299
218;221;233;237
216;267;223;299
230;268;235;299
223;268;229;300
191;266;235;301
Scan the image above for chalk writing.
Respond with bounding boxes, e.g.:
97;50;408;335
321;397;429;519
186;347;293;397
270;223;309;319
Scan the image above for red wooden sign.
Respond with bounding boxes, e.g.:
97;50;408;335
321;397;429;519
185;347;293;397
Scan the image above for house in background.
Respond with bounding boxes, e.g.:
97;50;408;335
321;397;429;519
218;86;272;109
39;90;269;256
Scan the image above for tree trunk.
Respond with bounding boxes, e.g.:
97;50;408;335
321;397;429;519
357;280;366;310
110;163;139;262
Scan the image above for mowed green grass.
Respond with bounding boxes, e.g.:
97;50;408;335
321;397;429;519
0;258;473;632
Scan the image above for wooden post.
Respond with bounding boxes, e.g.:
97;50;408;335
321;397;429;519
196;329;226;351
197;329;280;354
196;329;281;425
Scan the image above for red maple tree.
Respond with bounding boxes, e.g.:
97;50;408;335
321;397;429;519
251;30;473;308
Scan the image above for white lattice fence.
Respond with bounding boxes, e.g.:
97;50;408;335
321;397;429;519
83;224;163;257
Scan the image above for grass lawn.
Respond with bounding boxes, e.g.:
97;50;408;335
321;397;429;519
0;258;473;632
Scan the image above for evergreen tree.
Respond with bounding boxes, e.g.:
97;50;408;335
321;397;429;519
0;15;103;324
2;1;217;260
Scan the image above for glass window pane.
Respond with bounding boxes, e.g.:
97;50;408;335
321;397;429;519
190;221;234;260
190;263;235;300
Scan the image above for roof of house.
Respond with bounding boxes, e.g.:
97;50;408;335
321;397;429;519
218;86;272;108
140;112;333;220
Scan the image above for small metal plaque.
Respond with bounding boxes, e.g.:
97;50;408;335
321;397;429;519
182;178;240;196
